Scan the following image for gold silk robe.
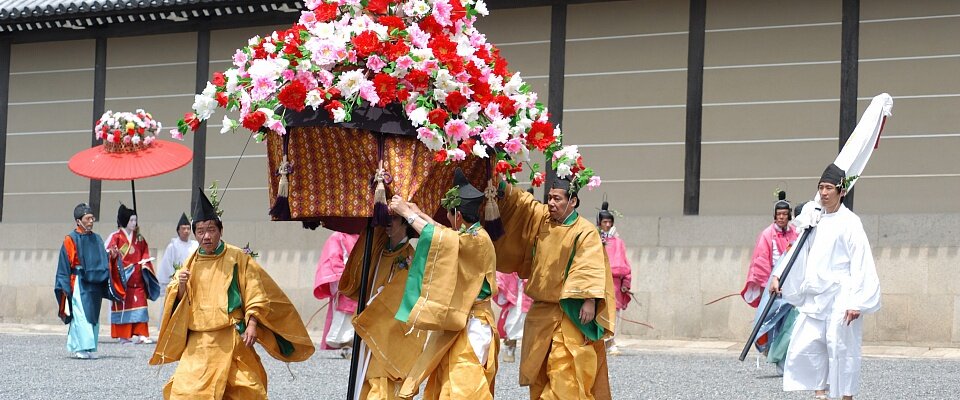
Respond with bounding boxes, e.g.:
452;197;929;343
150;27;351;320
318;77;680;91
149;242;315;399
339;228;426;400
394;223;499;399
495;186;617;400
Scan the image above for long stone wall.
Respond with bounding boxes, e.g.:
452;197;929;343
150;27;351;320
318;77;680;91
2;214;958;346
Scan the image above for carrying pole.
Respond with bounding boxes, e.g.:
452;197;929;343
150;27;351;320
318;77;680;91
346;218;375;399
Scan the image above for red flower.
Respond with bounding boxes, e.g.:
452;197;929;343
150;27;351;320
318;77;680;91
459;137;476;154
283;41;302;58
373;73;399;107
315;2;339;22
495;160;511;175
429;36;458;64
493;55;510;77
366;0;390;14
532;173;545;187
379;16;406;37
183;112;201;131
278;80;308;112
494;94;516;118
427;108;448;127
242;111;268;132
326;87;342;99
113;131;122;143
471;81;493;106
418;15;444;36
216;92;229;107
396;88;410;102
212;72;226;87
572;156;585;174
510;163;523;174
445;91;468;113
527;120;555;151
384;41;409;61
449;0;466;22
351;30;381;57
434;150;448;162
405;69;430;92
324;100;343;119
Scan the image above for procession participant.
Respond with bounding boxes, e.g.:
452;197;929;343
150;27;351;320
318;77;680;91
314;231;360;357
770;164;882;400
157;213;198;293
105;203;160;345
495;175;616;400
55;203;115;359
494;271;532;363
390;167;499;400
338;215;424;399
741;191;798;307
150;188;315;399
597;200;632;356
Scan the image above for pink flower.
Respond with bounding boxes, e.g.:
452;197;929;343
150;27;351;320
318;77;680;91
317;70;334;87
423;59;439;71
503;138;524;154
433;0;453;26
232;49;248;68
347;49;358;64
480;124;506;146
170;129;183;140
455;71;470;83
251;76;278;101
366;55;387;73
407;24;430;48
295;71;318;90
444;119;470;141
483;102;502;120
267;118;286;135
587;176;602;190
395;56;414;70
359;80;380;105
446;148;466;161
281;69;296;81
299;11;317;26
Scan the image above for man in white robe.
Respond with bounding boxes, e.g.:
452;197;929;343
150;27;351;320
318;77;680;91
770;163;881;400
157;213;199;294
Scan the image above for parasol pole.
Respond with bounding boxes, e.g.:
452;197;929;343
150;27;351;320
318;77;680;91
130;180;137;211
346;218;375;400
738;226;813;361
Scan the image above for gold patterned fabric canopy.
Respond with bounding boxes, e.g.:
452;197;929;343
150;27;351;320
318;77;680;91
266;125;490;234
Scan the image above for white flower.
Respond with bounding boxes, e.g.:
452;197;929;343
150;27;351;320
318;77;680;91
248;58;286;81
556;162;572;178
305;89;325;109
553;145;580;162
336;70;366;96
403;0;431;17
474;0;489;15
503;72;524;95
433;69;459;92
310;22;337;39
432;88;448;103
471;141;489;158
131;135;141;145
201;82;217;97
263;42;277;54
332;107;347;123
408;107;429;126
462;102;482;123
193;92;218;120
220;115;237;134
225;69;240;94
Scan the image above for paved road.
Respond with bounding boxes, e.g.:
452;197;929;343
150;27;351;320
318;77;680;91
0;332;955;399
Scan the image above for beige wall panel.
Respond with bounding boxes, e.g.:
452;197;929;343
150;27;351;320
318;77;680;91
701;102;838;141
9;71;95;103
860;18;960;59
562;72;686;109
567;0;689;38
206;129;269;157
107;32;197;66
702;141;837;179
563;108;685;144
9;40;95;72
104;65;196;97
574;181;684;216
704;26;839;66
864;138;960;176
578;145;683;180
475;7;550;44
99;190;194;226
700;179;818;215
2;195;95;223
5;102;92;133
211;25;290;60
859;0;960;21
496;44;550;77
854;176;960;214
564;35;688;74
859;59;960;96
705;0;838;29
853;97;958;136
703;65;839;104
4;163;86;192
5;133;89;162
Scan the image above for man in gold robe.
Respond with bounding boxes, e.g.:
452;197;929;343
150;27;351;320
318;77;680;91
338;215;426;399
150;189;315;399
389;168;499;400
495;175;617;400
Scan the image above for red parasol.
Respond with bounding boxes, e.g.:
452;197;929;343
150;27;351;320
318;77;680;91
68;139;193;210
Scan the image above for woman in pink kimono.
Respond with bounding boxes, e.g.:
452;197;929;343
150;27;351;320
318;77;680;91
598;201;632;355
313;231;360;357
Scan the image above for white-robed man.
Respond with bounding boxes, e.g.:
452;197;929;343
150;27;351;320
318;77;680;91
770;163;881;400
157;213;199;293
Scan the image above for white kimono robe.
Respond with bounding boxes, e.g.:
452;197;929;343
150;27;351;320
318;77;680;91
775;205;881;399
157;237;199;291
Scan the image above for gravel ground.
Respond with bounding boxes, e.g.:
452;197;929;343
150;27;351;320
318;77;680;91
0;332;956;399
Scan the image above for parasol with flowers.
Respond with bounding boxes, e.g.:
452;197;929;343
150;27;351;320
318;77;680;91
69;110;193;210
168;0;602;396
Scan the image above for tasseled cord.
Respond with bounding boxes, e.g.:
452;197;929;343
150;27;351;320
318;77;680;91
372;160;390;227
269;154;292;220
483;179;505;241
